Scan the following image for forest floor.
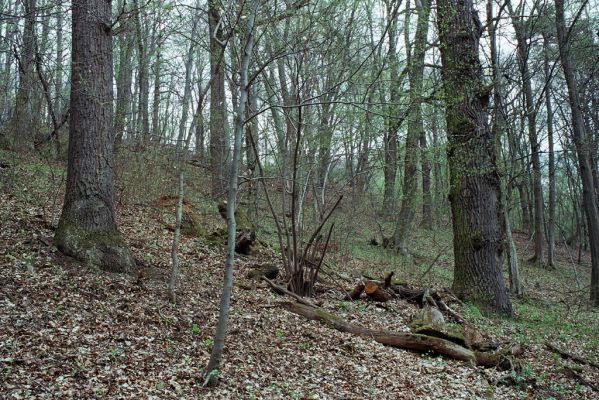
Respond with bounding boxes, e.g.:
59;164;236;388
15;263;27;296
1;149;599;399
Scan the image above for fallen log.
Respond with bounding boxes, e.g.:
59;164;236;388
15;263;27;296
262;278;318;308
389;285;426;305
546;342;599;369
283;301;475;363
282;301;521;368
345;282;365;300
246;263;279;280
364;281;394;302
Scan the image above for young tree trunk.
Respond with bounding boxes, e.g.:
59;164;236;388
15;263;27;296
487;0;522;295
53;3;64;120
394;0;431;253
204;1;256;386
382;0;399;216
133;0;150;142
11;0;37;149
555;0;599;306
436;0;512;315
507;0;544;267
114;5;134;143
177;18;198;146
54;0;134;273
421;128;433;229
208;0;227;198
0;0;17;124
543;33;557;269
151;46;162;141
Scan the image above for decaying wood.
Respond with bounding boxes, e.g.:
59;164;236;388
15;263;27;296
246;263;279;280
389;285;426;305
345;281;365;300
546;342;599;369
262;277;317;307
282;301;520;367
282;301;476;363
235;229;257;255
364;281;394;302
383;271;394;288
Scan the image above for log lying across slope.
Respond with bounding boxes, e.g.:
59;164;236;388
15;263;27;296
282;301;520;368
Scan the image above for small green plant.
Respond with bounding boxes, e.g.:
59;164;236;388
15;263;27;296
107;346;120;360
191;324;200;335
338;301;350;312
201;338;214;347
275;329;285;339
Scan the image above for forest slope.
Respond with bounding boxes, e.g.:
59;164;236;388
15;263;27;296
1;151;598;399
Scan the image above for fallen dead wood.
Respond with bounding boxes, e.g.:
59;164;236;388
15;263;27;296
235;229;257;255
262;277;318;308
364;281;394;302
546;342;599;369
282;301;520;368
246;263;279;280
345;281;365;300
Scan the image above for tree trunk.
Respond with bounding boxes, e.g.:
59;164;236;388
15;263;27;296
209;0;227;198
133;0;150;142
114;5;133;144
204;1;256;386
11;0;37;149
394;0;430;253
177;18;198;146
555;0;599;306
53;3;64;121
487;0;522;295
54;0;134;273
543;33;557;269
436;0;512;315
382;1;399;217
507;0;544;267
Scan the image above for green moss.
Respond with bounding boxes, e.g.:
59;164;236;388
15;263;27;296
54;220;134;273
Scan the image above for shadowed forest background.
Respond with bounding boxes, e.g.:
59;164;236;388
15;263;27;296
1;0;599;398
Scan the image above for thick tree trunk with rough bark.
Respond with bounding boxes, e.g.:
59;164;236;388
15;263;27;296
555;0;599;306
436;0;512;315
54;0;134;273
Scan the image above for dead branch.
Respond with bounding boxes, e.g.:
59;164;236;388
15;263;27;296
546;342;599;369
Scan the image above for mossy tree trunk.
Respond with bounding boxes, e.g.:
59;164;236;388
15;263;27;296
436;0;512;315
54;0;134;273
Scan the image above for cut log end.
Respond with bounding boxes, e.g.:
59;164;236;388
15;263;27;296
365;281;393;302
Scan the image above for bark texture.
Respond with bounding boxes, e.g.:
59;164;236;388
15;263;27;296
436;0;512;315
54;0;134;273
555;0;599;306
